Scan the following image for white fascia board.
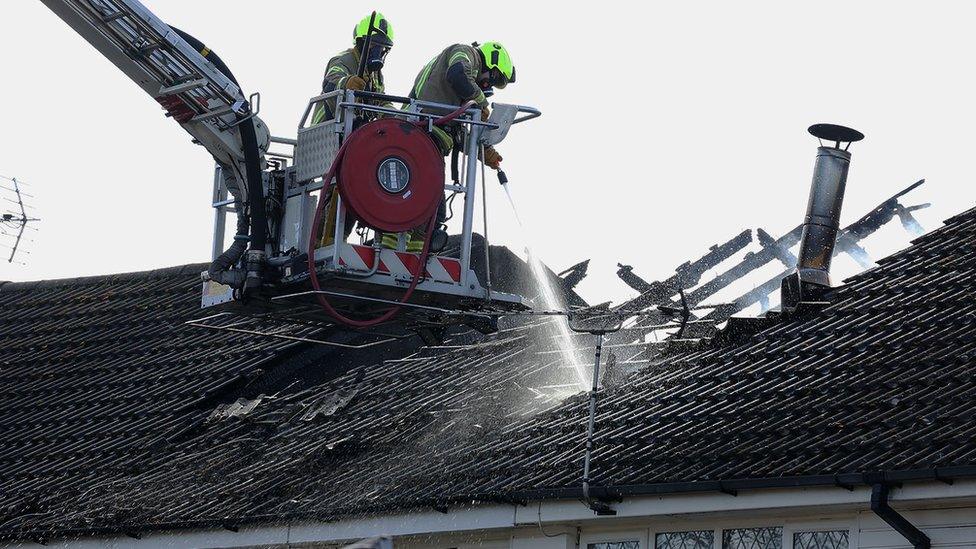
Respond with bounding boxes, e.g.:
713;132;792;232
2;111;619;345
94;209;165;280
522;479;976;526
10;480;976;549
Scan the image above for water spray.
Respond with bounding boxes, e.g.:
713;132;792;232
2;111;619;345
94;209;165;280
491;160;697;515
496;169;589;388
504;304;692;516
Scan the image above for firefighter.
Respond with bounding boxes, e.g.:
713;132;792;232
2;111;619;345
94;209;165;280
409;41;515;169
311;12;394;125
382;42;516;252
316;13;394;248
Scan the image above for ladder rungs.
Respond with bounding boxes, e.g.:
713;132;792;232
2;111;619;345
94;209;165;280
136;42;163;55
190;105;235;123
101;11;127;23
159;78;208;96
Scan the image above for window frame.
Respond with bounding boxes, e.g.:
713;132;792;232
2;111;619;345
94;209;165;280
719;525;785;549
586;541;643;549
646;516;856;549
782;519;856;549
580;528;649;549
652;528;717;549
575;514;857;549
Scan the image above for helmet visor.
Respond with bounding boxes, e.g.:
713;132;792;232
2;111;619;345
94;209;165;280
369;32;394;48
490;67;513;89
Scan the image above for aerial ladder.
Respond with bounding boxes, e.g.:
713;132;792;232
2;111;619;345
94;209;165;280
39;0;542;344
41;0;272;288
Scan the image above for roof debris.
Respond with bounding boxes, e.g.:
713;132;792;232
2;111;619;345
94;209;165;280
209;396;266;421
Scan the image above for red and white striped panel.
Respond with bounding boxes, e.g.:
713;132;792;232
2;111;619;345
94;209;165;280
338;244;462;284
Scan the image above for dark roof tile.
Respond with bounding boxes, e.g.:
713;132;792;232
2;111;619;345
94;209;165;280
4;207;976;539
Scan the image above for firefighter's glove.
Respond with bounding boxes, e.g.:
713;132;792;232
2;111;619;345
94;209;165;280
481;106;491;121
344;75;368;91
483;146;503;170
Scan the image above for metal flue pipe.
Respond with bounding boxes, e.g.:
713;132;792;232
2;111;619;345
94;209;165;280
797;146;851;283
782;123;864;309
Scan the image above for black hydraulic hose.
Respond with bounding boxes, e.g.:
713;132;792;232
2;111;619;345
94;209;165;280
450;148;460;184
170;27;239;85
208;202;248;287
170;26;267;280
237;117;267;253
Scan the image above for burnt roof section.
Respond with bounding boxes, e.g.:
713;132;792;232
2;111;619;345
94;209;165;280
1;205;975;541
0;264;436;540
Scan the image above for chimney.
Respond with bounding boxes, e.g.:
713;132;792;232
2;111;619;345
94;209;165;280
781;123;864;310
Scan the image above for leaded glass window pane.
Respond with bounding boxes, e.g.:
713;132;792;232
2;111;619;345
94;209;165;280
793;531;849;549
656;530;715;549
722;527;783;549
588;542;639;549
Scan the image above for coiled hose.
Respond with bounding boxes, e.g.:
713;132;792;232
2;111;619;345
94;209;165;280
306;101;476;328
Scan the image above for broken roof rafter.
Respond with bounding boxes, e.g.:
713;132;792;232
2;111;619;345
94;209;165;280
616;179;930;327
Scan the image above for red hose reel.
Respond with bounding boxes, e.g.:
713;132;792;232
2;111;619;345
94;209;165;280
337;118;444;233
308;103;474;328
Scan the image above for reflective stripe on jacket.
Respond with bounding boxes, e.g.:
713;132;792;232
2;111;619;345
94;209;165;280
312;48;390;125
409;44;487;111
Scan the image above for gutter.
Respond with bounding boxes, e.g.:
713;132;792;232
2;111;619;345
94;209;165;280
872;483;931;549
504;466;976;503
5;467;975;543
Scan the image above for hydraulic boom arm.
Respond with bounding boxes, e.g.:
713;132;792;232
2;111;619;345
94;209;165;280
38;0;268;199
39;0;271;288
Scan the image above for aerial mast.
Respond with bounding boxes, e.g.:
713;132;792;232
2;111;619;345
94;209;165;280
0;176;40;264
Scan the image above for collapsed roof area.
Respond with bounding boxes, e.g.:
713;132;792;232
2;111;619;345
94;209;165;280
0;187;970;542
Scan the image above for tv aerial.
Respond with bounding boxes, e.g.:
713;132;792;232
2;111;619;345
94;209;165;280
1;175;40;264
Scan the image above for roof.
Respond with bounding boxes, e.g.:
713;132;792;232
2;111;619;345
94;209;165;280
2;205;976;541
0;264;425;539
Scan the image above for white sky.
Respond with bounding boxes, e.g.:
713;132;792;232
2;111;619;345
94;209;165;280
1;1;973;305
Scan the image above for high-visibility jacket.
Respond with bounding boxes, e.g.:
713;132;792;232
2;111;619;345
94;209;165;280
311;48;390;125
381;232;424;252
409;44;488;111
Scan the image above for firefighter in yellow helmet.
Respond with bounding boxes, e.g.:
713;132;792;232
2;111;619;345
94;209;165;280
311;13;395;125
316;13;395;248
410;41;515;166
382;41;516;252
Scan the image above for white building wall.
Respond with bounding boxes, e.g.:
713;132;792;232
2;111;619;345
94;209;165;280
394;506;976;549
510;533;575;549
857;507;976;549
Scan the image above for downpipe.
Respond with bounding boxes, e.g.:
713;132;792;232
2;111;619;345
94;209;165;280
871;484;931;549
581;332;616;516
581;332;602;503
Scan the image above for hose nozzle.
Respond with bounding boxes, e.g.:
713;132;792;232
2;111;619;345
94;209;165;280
497;170;508;185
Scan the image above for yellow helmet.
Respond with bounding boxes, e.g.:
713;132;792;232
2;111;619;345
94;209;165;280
478;41;515;85
354;12;394;48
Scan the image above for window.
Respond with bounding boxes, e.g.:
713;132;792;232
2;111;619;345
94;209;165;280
722;527;783;549
588;542;639;549
656;530;715;549
793;531;849;549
